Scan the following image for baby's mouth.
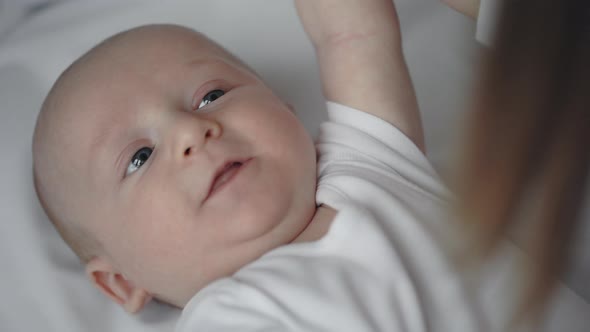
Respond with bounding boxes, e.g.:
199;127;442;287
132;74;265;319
211;162;242;191
206;159;250;201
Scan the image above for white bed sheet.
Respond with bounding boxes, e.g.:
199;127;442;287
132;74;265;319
0;1;587;331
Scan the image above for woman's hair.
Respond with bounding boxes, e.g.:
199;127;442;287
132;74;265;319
456;0;590;320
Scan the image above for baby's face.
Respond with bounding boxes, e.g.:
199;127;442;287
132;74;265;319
60;28;317;306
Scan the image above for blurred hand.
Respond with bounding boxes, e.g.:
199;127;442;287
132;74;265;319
442;0;481;19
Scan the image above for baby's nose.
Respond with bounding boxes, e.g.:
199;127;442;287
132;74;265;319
176;117;222;158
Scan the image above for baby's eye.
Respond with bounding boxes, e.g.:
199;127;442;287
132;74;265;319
197;89;225;109
126;147;152;176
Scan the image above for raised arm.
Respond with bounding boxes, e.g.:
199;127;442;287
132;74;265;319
295;0;425;152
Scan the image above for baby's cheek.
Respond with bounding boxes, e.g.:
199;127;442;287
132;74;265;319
262;107;311;148
121;192;173;246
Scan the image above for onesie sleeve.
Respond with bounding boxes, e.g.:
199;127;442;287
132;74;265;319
316;101;450;201
175;279;286;332
475;0;502;46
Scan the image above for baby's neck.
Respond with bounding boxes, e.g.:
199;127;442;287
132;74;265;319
291;204;337;243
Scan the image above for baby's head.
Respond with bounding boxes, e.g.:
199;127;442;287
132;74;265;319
32;24;317;312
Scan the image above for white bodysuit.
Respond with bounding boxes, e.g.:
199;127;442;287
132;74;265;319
176;102;486;332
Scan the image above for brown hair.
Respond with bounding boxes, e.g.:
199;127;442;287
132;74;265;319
456;0;590;321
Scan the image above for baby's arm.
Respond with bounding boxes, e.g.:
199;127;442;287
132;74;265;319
295;0;425;152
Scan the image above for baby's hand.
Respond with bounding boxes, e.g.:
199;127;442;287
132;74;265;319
294;0;425;151
441;0;481;19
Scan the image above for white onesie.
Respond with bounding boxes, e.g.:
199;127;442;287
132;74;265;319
176;102;485;332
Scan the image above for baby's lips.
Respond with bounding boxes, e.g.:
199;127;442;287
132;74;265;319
210;162;243;192
204;157;252;202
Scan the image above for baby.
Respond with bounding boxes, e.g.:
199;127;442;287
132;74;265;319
33;0;473;330
33;22;322;310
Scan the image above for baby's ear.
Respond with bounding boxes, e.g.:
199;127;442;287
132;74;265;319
86;257;152;314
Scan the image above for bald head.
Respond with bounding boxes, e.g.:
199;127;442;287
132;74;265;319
32;24;255;263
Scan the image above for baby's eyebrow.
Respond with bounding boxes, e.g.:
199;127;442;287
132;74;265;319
91;123;116;152
89;119;125;175
187;57;216;68
90;116;121;154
